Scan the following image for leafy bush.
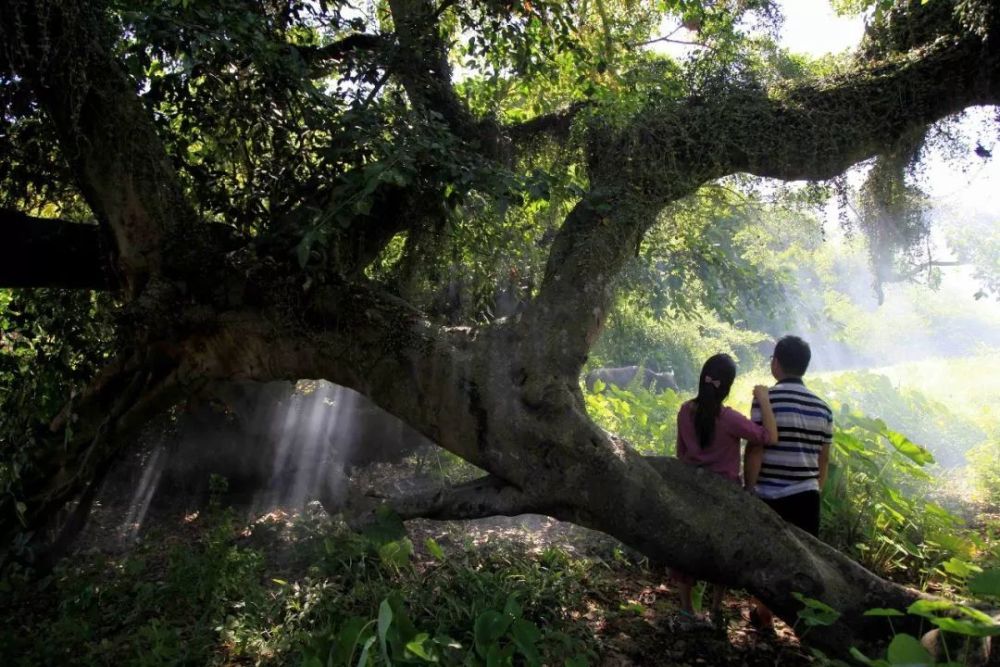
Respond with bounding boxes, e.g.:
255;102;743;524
967;440;1000;508
810;371;987;469
585;383;685;456
820;408;978;587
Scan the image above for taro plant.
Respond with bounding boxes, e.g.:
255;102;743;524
821;406;974;585
584;381;685;457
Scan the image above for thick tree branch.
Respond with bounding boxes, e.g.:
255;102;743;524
0;209;114;289
295;33;386;77
340;475;538;529
506;102;588;145
526;19;1000;374
387;0;504;156
0;0;198;294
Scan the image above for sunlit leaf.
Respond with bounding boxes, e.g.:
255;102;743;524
425;537;446;562
928;616;1000;637
941;558;980;579
885;430;934;466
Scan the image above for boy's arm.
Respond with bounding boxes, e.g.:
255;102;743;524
818;443;831;490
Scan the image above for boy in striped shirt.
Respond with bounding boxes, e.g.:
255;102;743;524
743;335;833;630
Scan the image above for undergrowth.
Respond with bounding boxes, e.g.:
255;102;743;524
0;498;606;666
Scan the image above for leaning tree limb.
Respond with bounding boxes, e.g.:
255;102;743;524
336;475;540;531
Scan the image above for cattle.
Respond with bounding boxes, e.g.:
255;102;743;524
584;366;678;393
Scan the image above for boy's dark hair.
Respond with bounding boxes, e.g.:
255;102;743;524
774;335;811;376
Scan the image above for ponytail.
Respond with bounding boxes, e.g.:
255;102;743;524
693;354;737;448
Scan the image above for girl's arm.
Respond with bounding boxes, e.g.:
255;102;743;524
752;385;779;445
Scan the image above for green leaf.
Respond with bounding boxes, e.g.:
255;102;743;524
485;641;514;667
864;608;905;617
886;633;932;665
503;594;522;619
969;569;1000;598
377;600;393;664
619;602;645;615
296;234;313;269
848;647;877;666
405;633;436;661
356;635;376;667
942;558;980;579
474;610;513;657
363;506;408;544
907;599;957;619
885;430;934;466
928;616;1000;637
333;617;372;666
377;538;413;567
510;618;542;664
425;537;446;561
792;592;841;626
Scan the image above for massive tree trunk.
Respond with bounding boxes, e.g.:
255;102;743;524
3;0;1000;656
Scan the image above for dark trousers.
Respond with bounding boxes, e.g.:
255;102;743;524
762;490;820;536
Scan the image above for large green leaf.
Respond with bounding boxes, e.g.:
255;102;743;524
886;633;932;665
792;592;841;626
969;569;1000;598
510;618;542;665
906;599;956;618
929;616;1000;637
474;610;513;657
377;599;393;664
941;557;980;579
884;430;934;466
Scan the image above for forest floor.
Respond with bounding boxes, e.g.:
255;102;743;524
401;514;814;667
7;486;816;667
8;440;995;666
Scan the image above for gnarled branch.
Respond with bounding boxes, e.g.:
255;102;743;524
295;33;386;77
525;15;1000;374
338;475;539;530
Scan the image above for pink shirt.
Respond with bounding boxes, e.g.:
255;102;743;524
676;400;772;482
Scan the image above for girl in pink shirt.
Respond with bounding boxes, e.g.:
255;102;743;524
673;353;778;619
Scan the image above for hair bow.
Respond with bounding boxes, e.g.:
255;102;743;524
704;375;721;388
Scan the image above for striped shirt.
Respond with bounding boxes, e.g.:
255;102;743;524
751;378;833;500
